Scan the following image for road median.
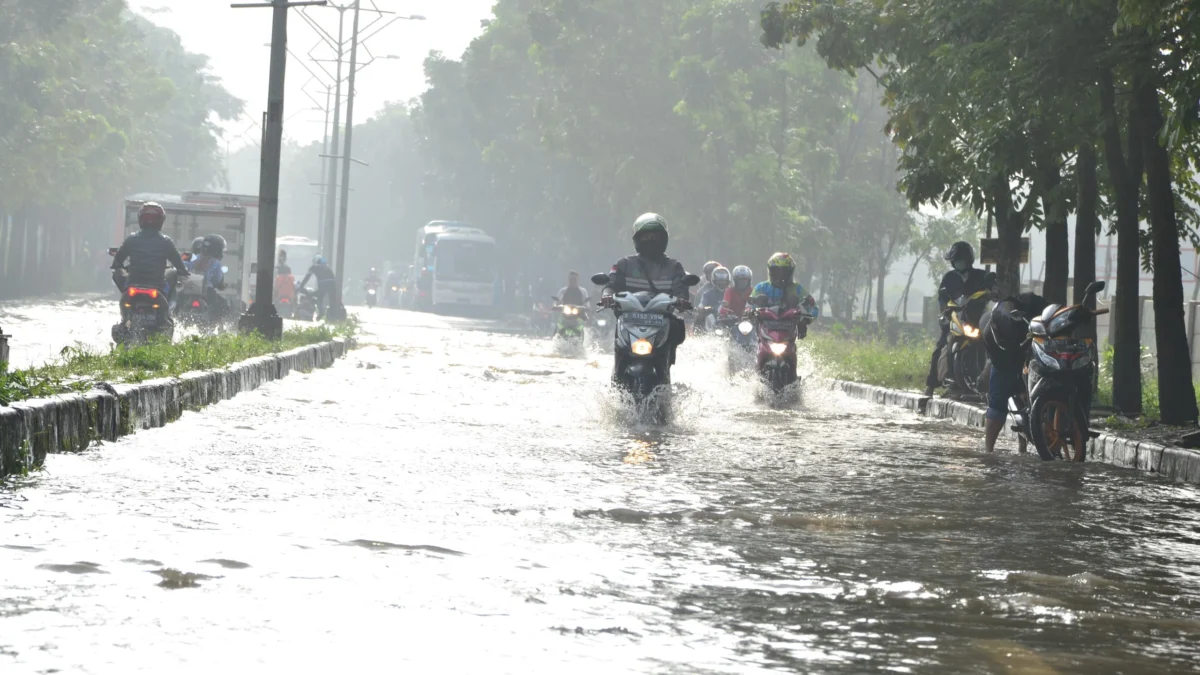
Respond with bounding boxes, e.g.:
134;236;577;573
0;329;354;478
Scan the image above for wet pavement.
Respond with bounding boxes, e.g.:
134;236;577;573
2;306;1200;673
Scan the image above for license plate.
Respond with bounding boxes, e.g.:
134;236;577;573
624;313;665;326
764;320;796;331
133;313;157;327
1046;338;1087;353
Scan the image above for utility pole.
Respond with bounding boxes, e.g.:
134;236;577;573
233;0;328;340
328;0;363;320
320;5;348;260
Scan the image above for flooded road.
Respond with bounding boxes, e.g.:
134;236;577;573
2;308;1199;673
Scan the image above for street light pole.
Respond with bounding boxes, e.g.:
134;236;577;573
321;5;347;260
317;83;331;237
233;0;328;339
328;0;362;319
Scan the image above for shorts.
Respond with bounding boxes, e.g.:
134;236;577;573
986;365;1022;422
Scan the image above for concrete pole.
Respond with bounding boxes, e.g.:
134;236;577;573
317;84;331;238
332;0;361;311
238;0;291;340
321;6;346;259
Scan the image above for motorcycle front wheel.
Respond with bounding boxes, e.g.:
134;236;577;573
1029;395;1087;462
953;341;988;393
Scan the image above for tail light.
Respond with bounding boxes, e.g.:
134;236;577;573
128;287;158;299
192;300;201;308
281;298;290;304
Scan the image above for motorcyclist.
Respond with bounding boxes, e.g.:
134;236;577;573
698;266;730;310
925;241;995;396
750;253;819;319
693;260;722;303
600;213;690;364
365;267;381;286
557;271;590;307
185;237;206;272
721;265;754;318
276;249;291;276
298;255;338;319
110;202;190;321
192;234;228;316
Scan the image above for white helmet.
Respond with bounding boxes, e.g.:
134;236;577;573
732;265;753;290
711;266;731;290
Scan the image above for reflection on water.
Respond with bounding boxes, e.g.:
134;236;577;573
1;309;1199;673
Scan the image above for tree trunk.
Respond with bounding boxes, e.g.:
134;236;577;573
876;255;887;323
1101;68;1143;416
8;213;27;298
1037;152;1070;304
1137;78;1198;425
991;178;1022;298
1074;143;1099;345
896;251;926;321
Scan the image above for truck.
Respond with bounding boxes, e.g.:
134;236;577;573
122;195;251;316
181;192;260;310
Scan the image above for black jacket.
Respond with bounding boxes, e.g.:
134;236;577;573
300;264;337;289
605;254;688;298
984;293;1047;372
937;267;994;310
111;230;189;289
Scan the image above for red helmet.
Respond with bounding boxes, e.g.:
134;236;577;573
138;202;166;230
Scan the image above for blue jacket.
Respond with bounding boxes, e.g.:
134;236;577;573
751;281;820;318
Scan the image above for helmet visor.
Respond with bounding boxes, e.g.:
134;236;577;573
769;266;794;286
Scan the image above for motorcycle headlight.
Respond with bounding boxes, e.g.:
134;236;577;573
769;342;788;356
738;321;753;335
962;324;980;338
596;319;607;327
368;289;376;295
631;339;653;356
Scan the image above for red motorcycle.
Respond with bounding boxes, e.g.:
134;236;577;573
749;296;816;392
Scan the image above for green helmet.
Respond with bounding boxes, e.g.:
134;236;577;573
632;213;669;256
633;213;668;238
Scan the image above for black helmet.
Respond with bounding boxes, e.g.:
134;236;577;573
632;213;669;257
191;237;206;255
944;241;975;267
138;202;166;231
202;234;227;260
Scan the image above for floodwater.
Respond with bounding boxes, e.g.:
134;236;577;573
2;307;1199;673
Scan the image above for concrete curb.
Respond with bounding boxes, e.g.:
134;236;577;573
0;338;350;478
830;379;1200;485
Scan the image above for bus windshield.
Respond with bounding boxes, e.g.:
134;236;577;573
435;239;495;283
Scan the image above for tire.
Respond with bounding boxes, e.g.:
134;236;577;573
1029;394;1088;462
953;341;987;393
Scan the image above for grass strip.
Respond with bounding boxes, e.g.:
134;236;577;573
0;320;357;406
805;328;934;392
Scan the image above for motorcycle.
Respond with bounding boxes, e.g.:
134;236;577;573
591;272;701;404
941;278;995;395
364;280;380;308
274;273;296;319
1008;281;1108;462
749;295;815;393
691;306;719;335
554;301;588;343
530;300;556;337
386;280;402;308
109;247;178;346
294;285;317;322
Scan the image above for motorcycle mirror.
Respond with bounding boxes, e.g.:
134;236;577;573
683;274;701;287
984;271;998;286
1085;280;1106;295
107;247;118;256
590;273;610;286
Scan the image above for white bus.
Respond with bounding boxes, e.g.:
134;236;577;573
414;221;497;313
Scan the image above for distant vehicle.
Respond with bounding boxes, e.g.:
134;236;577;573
275;235;320;271
413;221;497;314
121;197;246;319
181;192;260;311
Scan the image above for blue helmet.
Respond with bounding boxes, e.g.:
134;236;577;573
313;255;327;266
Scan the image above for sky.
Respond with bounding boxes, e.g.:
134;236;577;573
134;0;496;149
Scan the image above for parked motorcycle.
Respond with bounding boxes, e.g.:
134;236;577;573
109;248;178;346
294;285;317;322
1007;281;1108;461
941;277;995;395
591;272;701;404
749;295;814;393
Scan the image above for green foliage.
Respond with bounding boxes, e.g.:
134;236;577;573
0;322;354;406
806;331;933;391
